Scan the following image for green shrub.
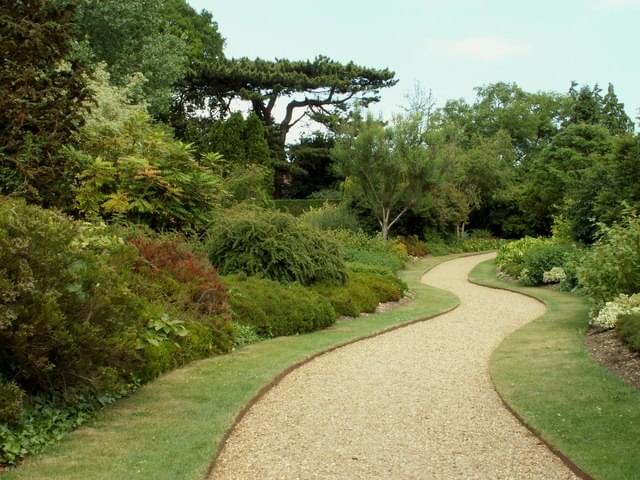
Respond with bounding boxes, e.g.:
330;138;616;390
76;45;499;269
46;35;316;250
496;237;548;277
0;199;146;397
312;270;407;317
577;214;640;306
299;203;362;232
223;275;336;337
617;313;640;352
207;206;347;286
0;379;25;425
520;243;570;286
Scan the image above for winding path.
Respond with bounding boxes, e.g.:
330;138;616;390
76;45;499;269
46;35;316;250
210;253;576;479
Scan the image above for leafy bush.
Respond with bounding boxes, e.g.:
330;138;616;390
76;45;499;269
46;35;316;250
0;379;24;425
313;270;407;317
590;293;640;330
396;235;429;257
130;237;228;316
207;206;347;286
520;243;570;286
427;237;507;256
223;275;336;337
0;199;146;397
543;267;567;284
617;313;640;352
273;199;335;216
577;214;640;306
69;69;225;231
299;203;362;232
496;237;548;277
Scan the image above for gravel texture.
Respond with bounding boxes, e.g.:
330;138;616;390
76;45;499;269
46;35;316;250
211;253;577;479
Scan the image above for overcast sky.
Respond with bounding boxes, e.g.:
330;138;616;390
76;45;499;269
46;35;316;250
187;0;639;132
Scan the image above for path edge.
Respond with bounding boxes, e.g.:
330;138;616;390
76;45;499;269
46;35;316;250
205;252;488;479
468;262;595;480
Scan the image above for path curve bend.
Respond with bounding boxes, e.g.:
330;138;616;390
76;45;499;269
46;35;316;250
210;253;576;480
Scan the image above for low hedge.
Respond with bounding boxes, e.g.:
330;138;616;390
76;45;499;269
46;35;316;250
223;275;336;337
313;270;407;317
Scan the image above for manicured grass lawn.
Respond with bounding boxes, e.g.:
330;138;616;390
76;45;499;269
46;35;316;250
2;255;461;480
470;259;640;480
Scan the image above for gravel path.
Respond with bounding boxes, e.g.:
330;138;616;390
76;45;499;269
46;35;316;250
210;253;577;480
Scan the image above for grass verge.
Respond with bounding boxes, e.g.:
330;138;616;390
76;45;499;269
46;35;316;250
2;254;463;480
470;259;640;480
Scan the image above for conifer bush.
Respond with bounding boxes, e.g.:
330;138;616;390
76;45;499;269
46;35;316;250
207;206;347;285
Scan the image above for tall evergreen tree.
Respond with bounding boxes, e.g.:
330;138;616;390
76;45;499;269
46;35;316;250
601;83;634;135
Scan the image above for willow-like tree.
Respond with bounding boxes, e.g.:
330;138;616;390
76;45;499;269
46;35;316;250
181;55;397;158
333;113;435;240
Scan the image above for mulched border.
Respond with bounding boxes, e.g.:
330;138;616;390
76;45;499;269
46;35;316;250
586;329;640;391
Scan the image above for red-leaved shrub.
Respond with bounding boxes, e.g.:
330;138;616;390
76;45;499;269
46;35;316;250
130;237;228;316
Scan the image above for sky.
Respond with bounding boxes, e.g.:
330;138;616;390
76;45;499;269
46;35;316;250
187;0;639;134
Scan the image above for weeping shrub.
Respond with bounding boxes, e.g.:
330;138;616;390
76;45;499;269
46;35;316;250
207;206;347;285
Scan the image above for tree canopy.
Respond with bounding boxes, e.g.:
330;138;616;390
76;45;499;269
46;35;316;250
181;55;398;156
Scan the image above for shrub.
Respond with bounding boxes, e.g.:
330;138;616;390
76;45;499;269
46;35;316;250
207;207;347;286
590;293;640;330
520;243;570;286
299;203;362;232
543;267;567;284
313;270;407;317
496;237;548;277
397;235;429;257
223;275;336;337
577;214;640;306
0;379;25;425
617;313;640;352
0;199;146;397
130;237;228;316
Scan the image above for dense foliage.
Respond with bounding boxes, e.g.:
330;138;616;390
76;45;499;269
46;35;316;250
207;207;347;285
0;0;89;204
223;275;335;337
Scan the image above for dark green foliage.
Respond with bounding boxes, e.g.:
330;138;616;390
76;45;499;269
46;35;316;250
207;207;347;285
0;379;25;425
273;199;336;216
77;0;224;117
577;214;640;306
184;55;397;158
280;132;340;198
0;0;89;204
185;112;272;168
521;243;570;285
616;313;640;352
223;275;336;337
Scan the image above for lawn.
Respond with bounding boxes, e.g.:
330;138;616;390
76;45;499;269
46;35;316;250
2;254;462;480
470;259;640;480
